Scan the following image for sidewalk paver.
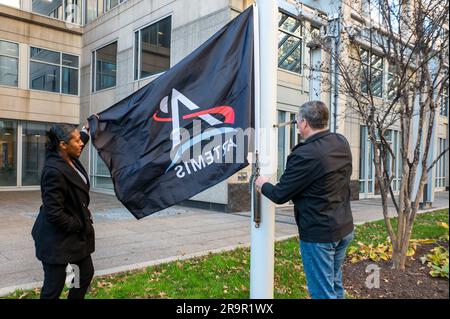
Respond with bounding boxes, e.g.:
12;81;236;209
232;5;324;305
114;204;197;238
0;190;447;296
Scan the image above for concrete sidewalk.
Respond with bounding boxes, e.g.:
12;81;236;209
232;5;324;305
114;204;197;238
0;190;448;296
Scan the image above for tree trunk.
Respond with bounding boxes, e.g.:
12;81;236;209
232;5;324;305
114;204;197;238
392;220;412;270
391;248;404;270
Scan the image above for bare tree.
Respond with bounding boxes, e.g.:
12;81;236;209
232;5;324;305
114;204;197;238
307;0;449;269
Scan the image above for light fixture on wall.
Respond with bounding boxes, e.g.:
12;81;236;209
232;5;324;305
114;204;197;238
306;40;321;50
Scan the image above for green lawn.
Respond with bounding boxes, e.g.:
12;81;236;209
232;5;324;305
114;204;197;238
352;209;449;247
5;209;448;299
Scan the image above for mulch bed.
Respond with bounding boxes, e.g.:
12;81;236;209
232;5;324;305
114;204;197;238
343;242;449;299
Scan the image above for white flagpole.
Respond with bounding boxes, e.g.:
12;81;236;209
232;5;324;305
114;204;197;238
250;0;278;299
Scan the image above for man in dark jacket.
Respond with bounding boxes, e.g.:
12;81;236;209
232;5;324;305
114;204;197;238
32;123;94;299
256;100;354;299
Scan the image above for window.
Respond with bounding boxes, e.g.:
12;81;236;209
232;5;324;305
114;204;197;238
391;129;402;191
33;0;63;19
387;63;399;101
360;48;383;98
65;0;82;24
441;82;448;117
277;111;286;180
278;11;302;74
435;138;447;188
92;42;117;92
289;113;298;152
22;122;51;186
0;40;19;87
360;126;401;195
31;0;128;25
0;120;61;187
384;129;401;191
362;0;383;25
83;0;127;24
32;0;82;24
105;0;128;13
61;53;79;94
134;16;172;80
363;0;402;32
91;148;114;190
359;125;375;194
0;120;17;186
30;47;79;95
85;0;98;24
276;110;299;180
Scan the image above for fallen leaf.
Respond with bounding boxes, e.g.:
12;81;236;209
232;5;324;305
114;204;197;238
18;292;29;299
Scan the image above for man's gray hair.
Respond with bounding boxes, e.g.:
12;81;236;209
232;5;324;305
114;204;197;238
298;101;329;129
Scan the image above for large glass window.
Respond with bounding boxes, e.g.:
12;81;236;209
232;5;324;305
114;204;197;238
65;0;82;24
31;0;129;25
85;0;98;24
92;42;117;92
435;138;447;188
0;120;72;187
0;120;17;186
30;62;60;93
0;40;19;87
277;111;286;180
22;122;51;186
276;111;299;180
390;129;402;191
33;0;63;19
91;148;114;190
30;47;79;95
359;126;401;195
84;0;127;24
278;11;302;74
62;53;79;95
359;125;375;195
32;0;82;24
289;113;298;151
134;16;172;80
360;48;384;98
384;129;401;192
105;0;119;12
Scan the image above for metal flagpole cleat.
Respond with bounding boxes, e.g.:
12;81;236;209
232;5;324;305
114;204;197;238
249;150;261;227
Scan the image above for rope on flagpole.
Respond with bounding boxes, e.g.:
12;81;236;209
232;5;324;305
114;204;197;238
250;150;261;227
251;3;261;228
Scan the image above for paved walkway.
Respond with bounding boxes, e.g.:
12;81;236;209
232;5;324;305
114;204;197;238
0;190;447;296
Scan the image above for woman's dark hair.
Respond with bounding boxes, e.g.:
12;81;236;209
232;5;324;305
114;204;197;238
46;124;78;153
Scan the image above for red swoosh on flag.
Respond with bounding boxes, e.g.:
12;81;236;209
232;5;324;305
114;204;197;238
152;106;235;124
152;113;173;122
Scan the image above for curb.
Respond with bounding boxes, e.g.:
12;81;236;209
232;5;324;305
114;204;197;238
353;206;449;225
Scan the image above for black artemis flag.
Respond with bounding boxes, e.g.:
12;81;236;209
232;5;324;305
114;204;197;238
88;7;254;219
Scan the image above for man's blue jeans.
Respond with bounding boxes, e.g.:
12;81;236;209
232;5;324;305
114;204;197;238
299;231;354;299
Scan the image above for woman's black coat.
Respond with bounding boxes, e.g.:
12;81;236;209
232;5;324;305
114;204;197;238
31;132;95;264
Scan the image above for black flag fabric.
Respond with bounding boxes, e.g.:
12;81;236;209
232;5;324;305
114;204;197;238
88;6;254;219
